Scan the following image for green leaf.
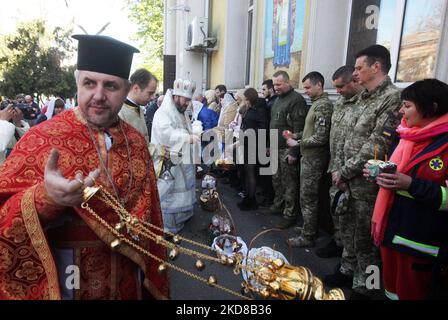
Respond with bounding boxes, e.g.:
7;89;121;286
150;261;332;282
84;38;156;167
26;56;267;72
0;20;76;100
127;0;164;81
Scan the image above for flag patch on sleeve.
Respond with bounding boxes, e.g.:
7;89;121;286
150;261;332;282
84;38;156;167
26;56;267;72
382;128;394;137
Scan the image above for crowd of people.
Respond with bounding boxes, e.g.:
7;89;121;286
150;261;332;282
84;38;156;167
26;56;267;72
0;93;74;165
0;32;447;301
142;44;447;301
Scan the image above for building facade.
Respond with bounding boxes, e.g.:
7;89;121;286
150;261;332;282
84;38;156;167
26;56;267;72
164;0;448;95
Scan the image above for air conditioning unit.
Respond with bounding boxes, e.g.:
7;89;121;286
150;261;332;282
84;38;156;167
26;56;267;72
187;16;206;48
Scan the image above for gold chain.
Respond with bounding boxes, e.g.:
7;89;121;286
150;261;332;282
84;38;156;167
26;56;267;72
95;190;225;264
97;188;259;274
100;187;221;253
81;188;252;300
81;185;344;300
86;121;133;205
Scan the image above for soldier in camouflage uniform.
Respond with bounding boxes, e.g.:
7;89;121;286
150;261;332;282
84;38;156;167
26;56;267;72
316;66;363;258
287;72;333;247
329;45;402;299
268;71;308;229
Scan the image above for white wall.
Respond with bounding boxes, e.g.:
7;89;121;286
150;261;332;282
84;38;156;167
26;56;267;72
304;0;352;89
169;0;207;95
223;0;249;89
169;0;448;92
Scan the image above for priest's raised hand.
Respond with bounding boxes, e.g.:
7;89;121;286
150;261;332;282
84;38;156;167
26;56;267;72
44;148;101;207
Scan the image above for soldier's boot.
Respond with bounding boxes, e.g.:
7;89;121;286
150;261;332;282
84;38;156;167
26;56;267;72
237;197;258;211
324;270;353;288
349;291;372;301
263;205;284;216
315;239;343;258
287;235;315;248
293;226;321;237
274;216;296;229
293;226;303;235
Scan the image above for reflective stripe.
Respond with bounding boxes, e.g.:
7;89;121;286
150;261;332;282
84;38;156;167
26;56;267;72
385;290;399;301
397;188;448;211
396;190;414;199
392;235;439;257
440;186;447;211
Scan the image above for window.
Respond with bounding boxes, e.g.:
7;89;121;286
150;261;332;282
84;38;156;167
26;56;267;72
396;0;445;82
346;0;447;83
245;2;255;86
346;0;397;64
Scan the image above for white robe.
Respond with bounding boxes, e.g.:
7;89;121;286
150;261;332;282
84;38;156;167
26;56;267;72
118;103;150;145
118;101;168;174
151;90;196;232
0;120;30;164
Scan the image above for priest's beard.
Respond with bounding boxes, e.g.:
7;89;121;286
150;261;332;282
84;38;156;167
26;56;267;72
174;96;189;114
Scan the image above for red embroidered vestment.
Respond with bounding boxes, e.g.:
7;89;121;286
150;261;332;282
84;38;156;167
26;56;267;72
0;108;169;300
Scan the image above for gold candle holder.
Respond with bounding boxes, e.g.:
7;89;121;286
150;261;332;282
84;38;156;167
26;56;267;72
243;257;345;300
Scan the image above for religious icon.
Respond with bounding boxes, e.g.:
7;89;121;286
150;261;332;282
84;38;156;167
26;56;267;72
272;0;296;68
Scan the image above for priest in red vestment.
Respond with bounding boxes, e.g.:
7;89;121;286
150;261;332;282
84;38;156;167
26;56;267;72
0;35;169;300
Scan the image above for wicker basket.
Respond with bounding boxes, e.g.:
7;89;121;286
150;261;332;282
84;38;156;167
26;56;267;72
199;190;220;212
215;159;235;171
212;235;248;258
196;166;206;179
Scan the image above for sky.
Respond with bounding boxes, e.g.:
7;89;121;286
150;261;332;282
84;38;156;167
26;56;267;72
0;0;144;66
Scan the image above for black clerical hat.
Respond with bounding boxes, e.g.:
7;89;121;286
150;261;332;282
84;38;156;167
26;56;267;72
72;34;140;79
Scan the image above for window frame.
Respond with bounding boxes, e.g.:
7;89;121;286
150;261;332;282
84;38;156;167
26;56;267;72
345;0;446;87
245;1;256;87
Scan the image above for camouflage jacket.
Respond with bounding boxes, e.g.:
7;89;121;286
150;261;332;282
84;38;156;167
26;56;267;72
299;93;333;158
270;88;308;155
340;77;402;199
328;92;362;173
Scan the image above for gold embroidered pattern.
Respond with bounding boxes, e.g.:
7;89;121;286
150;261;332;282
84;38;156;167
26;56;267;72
132;159;146;180
15;261;44;281
0;109;168;299
16;134;46;153
0;244;14;271
67;138;91;156
21;186;61;300
4;281;27;299
0;203;10;223
4;218;27;244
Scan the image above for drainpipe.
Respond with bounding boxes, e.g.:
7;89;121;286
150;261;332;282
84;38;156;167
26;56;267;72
202;0;210;93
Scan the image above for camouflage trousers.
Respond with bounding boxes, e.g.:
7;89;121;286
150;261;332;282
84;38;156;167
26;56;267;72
300;155;328;238
271;148;300;218
329;186;343;247
339;198;380;295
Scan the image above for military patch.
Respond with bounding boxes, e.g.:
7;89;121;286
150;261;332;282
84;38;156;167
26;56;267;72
318;117;326;126
430;158;444;171
382;128;394;137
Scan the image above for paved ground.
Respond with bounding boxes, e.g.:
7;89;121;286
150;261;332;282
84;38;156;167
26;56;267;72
168;176;357;300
